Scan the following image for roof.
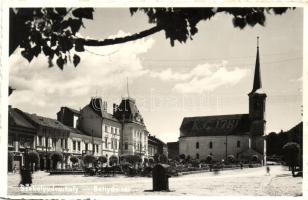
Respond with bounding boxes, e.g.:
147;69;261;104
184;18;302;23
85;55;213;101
148;135;166;146
69;128;101;142
9;108;36;130
180;114;250;137
114;97;144;124
88;98;119;122
64;107;80;115
23;111;71;131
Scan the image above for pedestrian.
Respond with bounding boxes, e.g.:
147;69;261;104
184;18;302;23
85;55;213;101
13;164;17;174
266;166;270;176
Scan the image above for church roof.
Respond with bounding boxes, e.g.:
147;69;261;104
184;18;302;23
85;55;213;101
249;37;265;95
180;114;250;137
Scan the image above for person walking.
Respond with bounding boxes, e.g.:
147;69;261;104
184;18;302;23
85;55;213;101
13;164;17;174
266;166;270;176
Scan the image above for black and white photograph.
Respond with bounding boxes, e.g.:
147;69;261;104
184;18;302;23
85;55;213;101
2;4;305;197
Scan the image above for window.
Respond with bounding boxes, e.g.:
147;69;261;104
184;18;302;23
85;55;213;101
65;139;68;149
73;141;76;151
111;127;114;134
115;128;118;134
105;138;108;148
209;141;213;149
45;137;49;147
105;125;108;133
196;153;199;159
60;139;63;147
85;143;88;151
38;136;42;146
52;138;56;147
111;138;114;149
124;142;128;150
114;139;117;149
77;141;81;151
196;142;199;149
237;141;241;148
96;144;99;153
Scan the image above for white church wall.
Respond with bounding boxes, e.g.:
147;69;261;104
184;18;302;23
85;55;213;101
179;135;250;161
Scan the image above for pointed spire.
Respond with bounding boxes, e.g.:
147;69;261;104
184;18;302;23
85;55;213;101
250;36;262;94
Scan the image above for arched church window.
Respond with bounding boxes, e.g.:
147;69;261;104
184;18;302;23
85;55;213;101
196;153;199;159
237;140;241;148
209;141;213;149
196;142;199;149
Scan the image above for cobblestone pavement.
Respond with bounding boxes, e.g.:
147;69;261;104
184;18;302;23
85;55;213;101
7;165;302;196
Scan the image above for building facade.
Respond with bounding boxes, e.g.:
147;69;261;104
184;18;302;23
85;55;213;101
167;142;179;160
8;95;165;171
179;42;266;163
148;135;167;158
8;107;36;171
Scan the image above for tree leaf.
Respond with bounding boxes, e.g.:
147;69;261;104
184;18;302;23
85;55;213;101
32;45;41;57
73;54;80;67
68;18;82;34
21;50;34;62
72;8;94;19
56;56;64;70
75;39;85;52
55;8;67;16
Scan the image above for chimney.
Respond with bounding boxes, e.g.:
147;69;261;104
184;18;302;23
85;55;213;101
102;101;107;112
113;104;118;115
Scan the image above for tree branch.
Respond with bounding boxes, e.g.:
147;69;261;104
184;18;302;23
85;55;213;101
78;25;163;47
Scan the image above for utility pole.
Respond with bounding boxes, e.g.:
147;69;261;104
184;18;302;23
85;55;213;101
91;129;94;155
225;135;228;161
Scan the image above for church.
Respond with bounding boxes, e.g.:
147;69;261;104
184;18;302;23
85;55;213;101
179;38;267;164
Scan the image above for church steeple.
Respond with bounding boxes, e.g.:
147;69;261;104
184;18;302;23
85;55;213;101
250;36;262;94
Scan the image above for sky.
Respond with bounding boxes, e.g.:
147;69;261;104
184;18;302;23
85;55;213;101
9;8;303;143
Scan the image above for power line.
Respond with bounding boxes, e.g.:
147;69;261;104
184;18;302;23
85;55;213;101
143;56;302;69
141;51;301;63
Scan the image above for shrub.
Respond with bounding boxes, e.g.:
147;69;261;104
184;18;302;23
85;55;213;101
50;152;63;170
251;155;259;162
179;154;186;160
109;155;118;166
98;155;107;164
70;156;79;164
83;154;96;164
227;155;235;163
282;142;300;176
205;155;213;163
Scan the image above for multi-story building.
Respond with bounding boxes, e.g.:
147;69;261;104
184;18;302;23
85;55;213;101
77;98;121;160
148;134;167;158
114;97;149;160
8;96;166;171
8;106;36;171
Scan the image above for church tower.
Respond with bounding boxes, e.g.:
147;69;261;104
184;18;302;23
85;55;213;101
248;37;267;154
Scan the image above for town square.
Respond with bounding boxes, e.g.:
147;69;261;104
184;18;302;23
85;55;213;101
4;6;303;197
